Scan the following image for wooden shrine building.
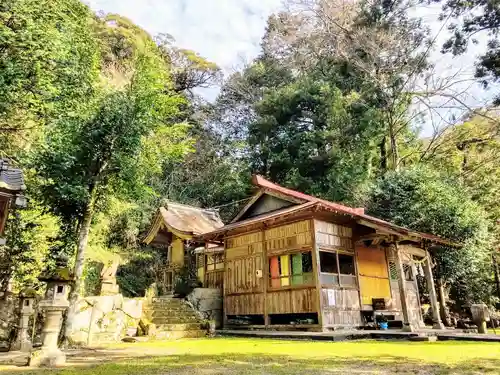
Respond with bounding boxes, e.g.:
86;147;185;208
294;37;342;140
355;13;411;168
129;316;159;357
144;202;224;293
196;175;454;331
0;159;26;245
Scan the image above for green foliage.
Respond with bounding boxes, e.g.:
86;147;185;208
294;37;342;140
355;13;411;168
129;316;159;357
248;74;383;204
82;261;103;296
116;249;163;297
0;0;100;156
2;204;60;291
173;262;201;298
367;166;495;306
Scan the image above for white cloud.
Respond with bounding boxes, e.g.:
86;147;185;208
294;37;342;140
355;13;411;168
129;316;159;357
86;0;281;71
85;0;496;124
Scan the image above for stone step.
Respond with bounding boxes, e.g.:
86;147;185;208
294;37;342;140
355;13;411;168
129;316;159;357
144;307;195;313
156;323;204;331
151;317;202;325
148;309;194;315
150;300;185;305
155;330;207;340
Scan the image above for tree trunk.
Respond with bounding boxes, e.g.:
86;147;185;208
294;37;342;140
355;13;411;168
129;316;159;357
64;193;97;345
436;277;451;326
389;123;399;170
379;136;387;173
493;252;500;302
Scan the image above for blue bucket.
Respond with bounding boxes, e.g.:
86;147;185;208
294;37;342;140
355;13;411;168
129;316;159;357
378;322;388;330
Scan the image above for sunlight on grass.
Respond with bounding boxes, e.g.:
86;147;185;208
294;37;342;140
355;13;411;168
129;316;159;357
3;338;500;375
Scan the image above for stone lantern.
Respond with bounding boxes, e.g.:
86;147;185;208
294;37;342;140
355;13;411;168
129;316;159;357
30;266;74;367
12;288;37;352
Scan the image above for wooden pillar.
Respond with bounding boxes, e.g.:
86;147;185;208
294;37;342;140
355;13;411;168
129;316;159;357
262;227;269;328
422;251;445;329
311;219;324;330
222;236;228;328
393;242;415;332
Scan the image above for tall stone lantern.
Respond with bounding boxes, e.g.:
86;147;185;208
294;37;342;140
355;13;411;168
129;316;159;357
30;266;74;367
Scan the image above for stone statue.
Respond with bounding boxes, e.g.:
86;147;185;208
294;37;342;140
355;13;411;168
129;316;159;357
100;261;120;296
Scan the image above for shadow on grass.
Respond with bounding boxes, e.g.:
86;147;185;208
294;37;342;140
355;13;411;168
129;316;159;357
9;352;500;375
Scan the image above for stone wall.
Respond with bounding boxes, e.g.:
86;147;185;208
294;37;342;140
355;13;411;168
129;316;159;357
187;288;222;328
0;295;19;351
69;294;143;346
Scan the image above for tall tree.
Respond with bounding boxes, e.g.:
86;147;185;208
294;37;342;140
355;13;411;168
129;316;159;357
432;0;500;101
0;0;100;157
34;32;191;340
367;167;494;312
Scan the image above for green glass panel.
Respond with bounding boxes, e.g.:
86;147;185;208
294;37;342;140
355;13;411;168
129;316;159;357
292;253;303;285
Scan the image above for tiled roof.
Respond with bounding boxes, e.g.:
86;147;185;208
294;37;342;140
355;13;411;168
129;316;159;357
252;175;451;245
0;160;25;193
198;175;454;246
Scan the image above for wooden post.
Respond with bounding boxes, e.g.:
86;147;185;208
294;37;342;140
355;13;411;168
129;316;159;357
311;219;324;330
222;236;228;328
422;250;445;329
262;227;269;328
393;242;415;332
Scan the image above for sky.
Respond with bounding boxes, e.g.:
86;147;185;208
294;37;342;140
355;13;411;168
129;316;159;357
86;1;495;134
86;0;282;73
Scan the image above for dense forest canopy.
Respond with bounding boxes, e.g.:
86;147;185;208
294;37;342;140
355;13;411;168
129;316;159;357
1;0;499;331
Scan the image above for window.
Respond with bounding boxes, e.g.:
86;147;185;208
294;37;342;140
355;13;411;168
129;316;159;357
320;252;338;273
269;252;313;288
388;262;413;281
338;254;354;275
56;285;64;294
206;253;224;271
389;261;398;280
403;263;413;281
319;251;356;287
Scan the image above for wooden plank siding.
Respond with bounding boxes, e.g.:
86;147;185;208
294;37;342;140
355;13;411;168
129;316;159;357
321;288;362;327
267;288;316;314
356;245;392;306
224;220;316;320
205;270;224;289
226;294;264;315
313;220;362;328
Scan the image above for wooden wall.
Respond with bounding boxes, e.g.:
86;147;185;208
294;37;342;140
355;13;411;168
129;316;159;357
225;230;265;316
356;245;391;306
206;271;224;289
224;220;315;318
321;288;362;326
314;220;353;250
266;220;312;254
171;238;184;266
386;250;423;327
267;288;316;314
314;220;362;328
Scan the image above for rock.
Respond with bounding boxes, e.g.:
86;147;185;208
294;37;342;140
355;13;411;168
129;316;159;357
122;336;138;343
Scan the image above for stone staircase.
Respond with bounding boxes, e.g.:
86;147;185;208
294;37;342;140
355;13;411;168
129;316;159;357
143;296;207;339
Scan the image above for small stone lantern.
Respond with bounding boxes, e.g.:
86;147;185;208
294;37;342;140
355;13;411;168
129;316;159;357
30;267;74;367
471;303;490;334
12;288;37;352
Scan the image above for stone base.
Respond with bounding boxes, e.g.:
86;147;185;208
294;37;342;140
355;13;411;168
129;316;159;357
402;323;416;332
29;348;66;367
100;282;120;296
432;322;446;330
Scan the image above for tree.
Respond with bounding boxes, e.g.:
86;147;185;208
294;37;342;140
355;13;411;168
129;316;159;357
367;166;495;313
432;0;500;101
0;0;100;157
34;41;191;341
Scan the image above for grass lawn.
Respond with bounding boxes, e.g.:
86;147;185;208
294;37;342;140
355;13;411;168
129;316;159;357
2;337;500;375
